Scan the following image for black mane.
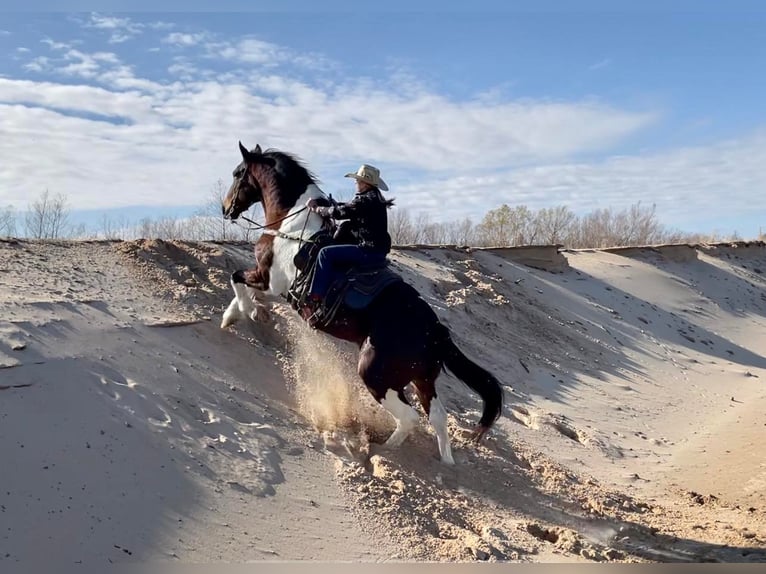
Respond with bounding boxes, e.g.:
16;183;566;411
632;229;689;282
256;149;319;210
264;149;319;187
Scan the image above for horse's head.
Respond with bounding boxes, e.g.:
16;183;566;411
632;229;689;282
223;141;320;222
222;142;276;220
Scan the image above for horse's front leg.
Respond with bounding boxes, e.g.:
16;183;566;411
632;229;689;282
221;269;270;328
221;291;242;328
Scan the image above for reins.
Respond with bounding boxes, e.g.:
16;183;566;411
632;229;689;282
233;201;316;295
240;206;307;232
234;206;316;243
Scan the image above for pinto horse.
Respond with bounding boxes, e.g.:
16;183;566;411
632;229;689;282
221;142;503;464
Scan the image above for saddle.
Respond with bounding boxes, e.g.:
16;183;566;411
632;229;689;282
286;230;402;328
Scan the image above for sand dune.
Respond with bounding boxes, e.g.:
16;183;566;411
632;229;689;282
1;238;765;563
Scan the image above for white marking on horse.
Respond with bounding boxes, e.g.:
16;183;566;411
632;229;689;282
429;396;455;465
380;388;420;448
225;184;327;324
267;184;326;298
221;295;242;328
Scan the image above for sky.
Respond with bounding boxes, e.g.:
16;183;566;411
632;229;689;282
1;3;765;236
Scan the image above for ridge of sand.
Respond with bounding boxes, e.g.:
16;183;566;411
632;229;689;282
1;238;765;563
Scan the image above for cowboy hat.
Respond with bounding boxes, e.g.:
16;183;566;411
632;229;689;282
344;164;388;191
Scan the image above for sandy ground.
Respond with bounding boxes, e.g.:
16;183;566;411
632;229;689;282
1;237;765;564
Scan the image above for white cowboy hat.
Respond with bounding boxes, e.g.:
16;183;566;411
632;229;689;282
344;164;388;191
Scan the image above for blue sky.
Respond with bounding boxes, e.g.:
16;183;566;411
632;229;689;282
1;4;765;237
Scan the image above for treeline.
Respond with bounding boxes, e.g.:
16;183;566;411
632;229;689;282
0;184;256;242
1;191;81;240
1;188;760;248
388;202;746;248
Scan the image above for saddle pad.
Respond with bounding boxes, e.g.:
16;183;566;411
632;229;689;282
342;266;402;310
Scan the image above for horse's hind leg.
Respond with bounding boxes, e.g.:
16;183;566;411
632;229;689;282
358;341;419;448
413;379;455;465
429;395;455;465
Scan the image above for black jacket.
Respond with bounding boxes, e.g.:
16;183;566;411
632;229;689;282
320;188;392;253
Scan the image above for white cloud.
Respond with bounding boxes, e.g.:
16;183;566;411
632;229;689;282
148;22;176;31
83;13;144;44
395;132;766;228
23;57;50;72
61;49;121;78
86;14;132;30
168;59;202;81
42;38;72;51
108;33;133;44
0;68;658;216
206;38;288;66
203;37;336;72
163;32;208;47
23;47;123;81
2;31;763;236
0;79;158;123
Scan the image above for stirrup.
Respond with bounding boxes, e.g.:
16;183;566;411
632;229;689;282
287;286;305;307
306;306;327;328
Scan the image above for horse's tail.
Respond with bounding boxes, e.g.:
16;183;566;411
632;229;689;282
437;322;503;429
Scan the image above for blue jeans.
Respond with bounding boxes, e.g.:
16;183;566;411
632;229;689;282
309;245;386;299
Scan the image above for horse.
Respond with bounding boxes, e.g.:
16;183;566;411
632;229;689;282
220;142;504;464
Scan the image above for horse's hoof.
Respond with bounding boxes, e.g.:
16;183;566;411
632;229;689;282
249;306;270;323
221;308;241;329
470;425;490;444
384;434;407;448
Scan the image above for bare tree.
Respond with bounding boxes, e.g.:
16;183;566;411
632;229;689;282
448;217;476;246
388;208;415;245
83;192;748;248
514;205;537;245
100;213;134;240
411;212;434;244
25;190;70;239
1;206;16;237
68;223;89;239
563;202;668;248
420;221;450;245
136;217;154;239
25;191;49;239
475;204;535;246
534;206;576;244
152;216;184;240
192;179;231;241
620;202;659;245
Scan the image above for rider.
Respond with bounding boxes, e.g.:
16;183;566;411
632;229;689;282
304;164;393;324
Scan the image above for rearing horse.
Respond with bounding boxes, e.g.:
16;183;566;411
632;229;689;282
221;142;504;464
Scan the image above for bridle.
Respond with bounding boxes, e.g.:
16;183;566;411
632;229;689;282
228;165;337;244
227;163;339;292
229;173;321;243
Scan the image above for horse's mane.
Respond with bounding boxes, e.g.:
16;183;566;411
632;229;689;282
262;148;396;209
263;149;319;187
